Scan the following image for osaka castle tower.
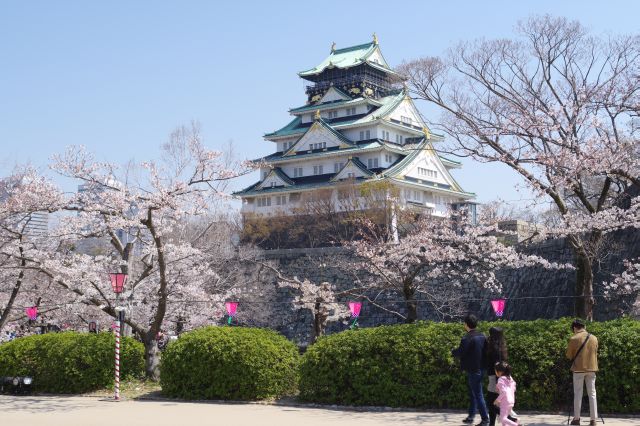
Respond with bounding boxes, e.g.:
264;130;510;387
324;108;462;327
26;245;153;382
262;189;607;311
236;35;476;220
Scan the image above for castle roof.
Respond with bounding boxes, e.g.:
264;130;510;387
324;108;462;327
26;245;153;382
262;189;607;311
298;40;401;79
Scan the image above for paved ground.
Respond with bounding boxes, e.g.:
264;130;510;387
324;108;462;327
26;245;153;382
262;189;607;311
0;395;638;426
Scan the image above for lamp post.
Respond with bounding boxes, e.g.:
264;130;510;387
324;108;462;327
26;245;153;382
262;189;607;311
109;272;127;401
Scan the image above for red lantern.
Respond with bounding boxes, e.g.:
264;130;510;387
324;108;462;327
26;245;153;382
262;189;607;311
109;273;128;294
491;299;506;317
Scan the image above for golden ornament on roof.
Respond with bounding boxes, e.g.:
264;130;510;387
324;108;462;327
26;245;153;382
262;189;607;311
423;127;431;140
372;33;378;44
331;42;336;52
314;109;321;120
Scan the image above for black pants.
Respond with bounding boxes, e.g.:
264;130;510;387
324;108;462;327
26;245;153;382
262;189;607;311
487;391;499;426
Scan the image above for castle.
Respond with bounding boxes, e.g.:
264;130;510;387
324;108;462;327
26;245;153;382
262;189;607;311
236;36;475;225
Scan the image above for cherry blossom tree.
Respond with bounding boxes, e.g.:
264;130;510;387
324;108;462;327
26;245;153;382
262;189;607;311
244;256;351;343
399;15;640;319
351;214;566;323
37;123;254;379
0;168;64;333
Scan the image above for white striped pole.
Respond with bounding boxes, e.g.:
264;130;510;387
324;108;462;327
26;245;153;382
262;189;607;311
114;319;120;401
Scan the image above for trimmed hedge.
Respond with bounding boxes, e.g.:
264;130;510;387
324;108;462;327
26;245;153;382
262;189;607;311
299;318;640;413
160;327;299;400
0;332;144;393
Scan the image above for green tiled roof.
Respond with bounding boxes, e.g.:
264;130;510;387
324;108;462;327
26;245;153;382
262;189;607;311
367;91;405;119
234;177;356;197
264;116;303;138
280;117;355;156
382;138;426;177
298;41;398;78
438;156;462;166
256;140;411;165
288;97;381;114
273;168;294;185
265;92;407;139
350;158;374;176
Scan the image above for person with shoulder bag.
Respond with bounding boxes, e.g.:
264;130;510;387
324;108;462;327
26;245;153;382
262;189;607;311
566;319;599;426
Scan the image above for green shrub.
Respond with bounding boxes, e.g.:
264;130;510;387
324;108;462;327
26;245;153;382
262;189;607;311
0;332;144;393
299;318;640;413
160;327;299;400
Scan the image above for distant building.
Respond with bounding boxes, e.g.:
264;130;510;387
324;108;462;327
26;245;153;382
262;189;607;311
22;211;48;236
76;181;137;255
0;176;48;237
235;36;475;220
497;220;543;244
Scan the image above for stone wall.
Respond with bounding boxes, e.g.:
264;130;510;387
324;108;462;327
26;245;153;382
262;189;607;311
230;230;639;345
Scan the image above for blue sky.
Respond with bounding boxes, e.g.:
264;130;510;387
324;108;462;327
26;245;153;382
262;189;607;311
1;1;638;205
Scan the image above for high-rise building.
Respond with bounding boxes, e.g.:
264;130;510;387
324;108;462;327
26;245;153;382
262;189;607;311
0;176;48;236
236;36;475;219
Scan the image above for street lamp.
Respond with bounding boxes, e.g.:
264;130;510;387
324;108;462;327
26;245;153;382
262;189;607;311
109;272;127;401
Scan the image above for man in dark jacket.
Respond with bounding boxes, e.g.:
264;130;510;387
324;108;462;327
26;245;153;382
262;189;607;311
452;314;489;426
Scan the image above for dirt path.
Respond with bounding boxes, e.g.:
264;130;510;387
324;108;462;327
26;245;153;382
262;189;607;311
1;395;638;426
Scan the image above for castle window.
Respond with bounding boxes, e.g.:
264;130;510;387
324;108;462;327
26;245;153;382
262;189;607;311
334;162;345;173
417;167;438;179
347;172;355;178
395;134;403;144
313;165;324;175
385;154;394;163
275;195;287;206
328;110;338;119
347;107;356;115
257;197;272;207
401;116;412;125
367;158;379;169
310;142;326;150
293;167;303;178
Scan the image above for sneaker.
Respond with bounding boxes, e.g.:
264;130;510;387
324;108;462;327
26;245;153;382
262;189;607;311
589;421;597;426
475;421;489;426
462;417;474;424
570;420;581;425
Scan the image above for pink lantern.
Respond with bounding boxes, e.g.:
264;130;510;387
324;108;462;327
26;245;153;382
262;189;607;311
348;301;362;318
348;301;362;329
109;273;128;294
225;302;238;325
25;306;38;321
491;299;506;317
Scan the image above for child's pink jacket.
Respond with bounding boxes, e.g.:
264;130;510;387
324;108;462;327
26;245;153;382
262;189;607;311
495;376;517;406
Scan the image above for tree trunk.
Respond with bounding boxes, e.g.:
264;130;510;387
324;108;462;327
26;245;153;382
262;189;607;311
0;246;26;333
403;281;418;323
574;250;595;320
312;301;328;343
143;331;161;381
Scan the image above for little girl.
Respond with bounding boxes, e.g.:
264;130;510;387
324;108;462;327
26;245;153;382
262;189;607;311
494;361;521;426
